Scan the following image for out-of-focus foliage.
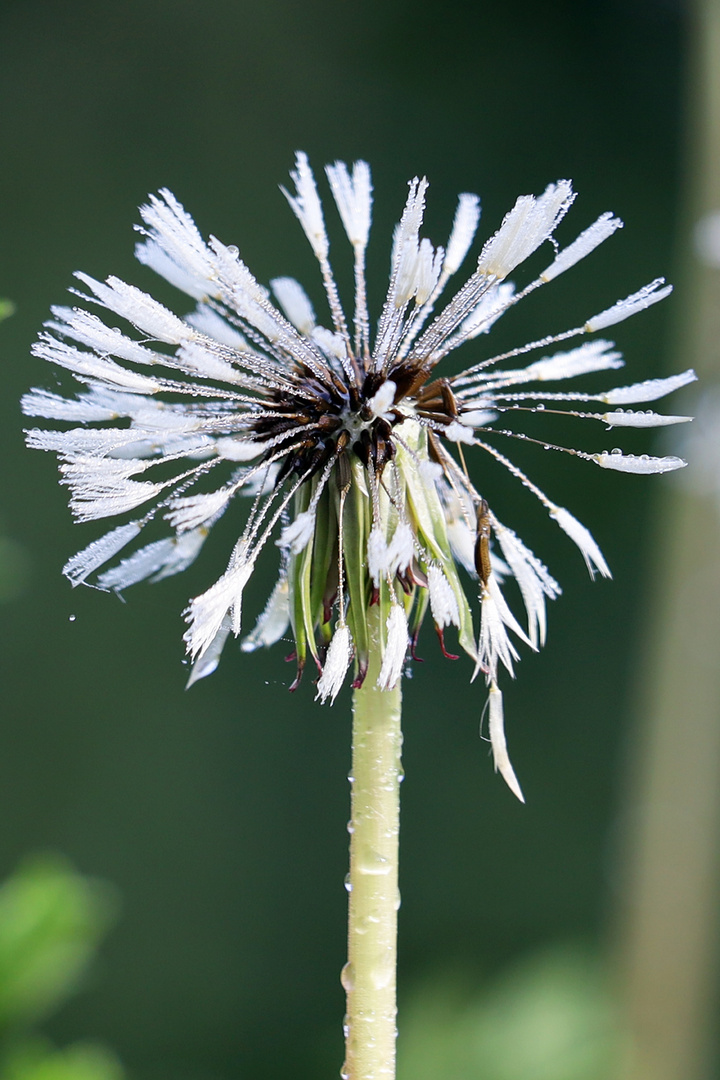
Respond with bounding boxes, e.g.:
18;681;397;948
398;944;623;1080
2;1040;123;1080
0;858;123;1080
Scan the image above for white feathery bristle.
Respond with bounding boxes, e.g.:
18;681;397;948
459;409;497;428
446;516;476;576
26;426;138;458
585;278;673;332
241;576;290;653
367;525;390;587
316;624;353;704
135;239;210;301
277;509;316;554
414;238;444;305
388;178;429;305
418;459;443;485
185;304;248;348
184;555;253;660
175;341;244;384
427;564;460;628
386;521;415;577
600;409;692;428
186;615;231;687
394;235;436;308
477;181;575;279
60;458;166;521
311;325;347;362
166;488;234;532
444;420;475;444
494;523;561;648
443;193;481;276
214;437;263;462
135;188;216;300
475;576;526;681
521;340;623;382
460;282;516;339
488;682;525;803
377;605;409;691
281;152;329;260
368;380;396;418
601;368;697;405
540;212;623;282
49;306;161;368
98;529;206;590
208;237;270;304
62;521;142;586
33;337;162;395
271;277;316;335
21;388;119;422
325;160;373;248
74;273;196;344
550;506;611;579
594;451;687;474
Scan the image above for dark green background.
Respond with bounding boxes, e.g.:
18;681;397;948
0;2;685;1077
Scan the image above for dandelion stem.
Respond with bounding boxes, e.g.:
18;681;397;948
343;602;403;1080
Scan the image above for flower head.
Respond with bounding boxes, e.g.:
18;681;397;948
24;153;694;796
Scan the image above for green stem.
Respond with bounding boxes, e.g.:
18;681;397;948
342;603;403;1080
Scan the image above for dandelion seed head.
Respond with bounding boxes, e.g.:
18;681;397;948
25;154;688;796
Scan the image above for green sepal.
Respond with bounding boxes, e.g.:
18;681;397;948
340;460;372;675
310;483;338;633
287;485;312;671
408;583;429;643
396;422;477;661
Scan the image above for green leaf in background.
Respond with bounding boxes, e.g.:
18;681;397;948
0;300;15;322
0;857;119;1031
398;944;625;1080
2;1039;123;1080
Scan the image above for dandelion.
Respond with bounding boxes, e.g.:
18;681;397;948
24;153;693;1080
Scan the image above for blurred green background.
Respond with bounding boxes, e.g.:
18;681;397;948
0;1;715;1079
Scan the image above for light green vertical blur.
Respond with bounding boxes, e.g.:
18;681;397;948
617;0;720;1077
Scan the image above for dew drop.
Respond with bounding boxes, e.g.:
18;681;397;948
371;964;394;991
536;403;545;410
346;820;355;834
227;244;239;256
344;873;353;893
611;447;622;455
68;614;76;622
340;962;355;992
543;444;550;450
359;850;390;876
